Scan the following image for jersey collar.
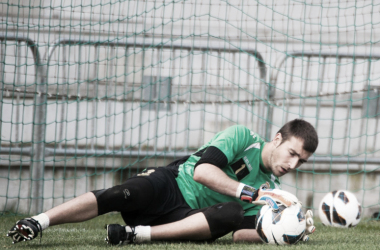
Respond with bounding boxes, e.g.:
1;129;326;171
259;142;271;174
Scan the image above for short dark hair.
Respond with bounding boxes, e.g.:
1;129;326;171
277;119;319;153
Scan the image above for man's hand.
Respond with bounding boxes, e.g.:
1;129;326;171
237;182;301;211
252;188;301;210
302;210;315;241
237;182;270;203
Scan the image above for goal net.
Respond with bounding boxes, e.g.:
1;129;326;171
0;0;379;218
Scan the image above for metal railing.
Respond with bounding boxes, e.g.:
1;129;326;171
2;37;380;213
2;41;379;165
270;51;380;165
1;36;269;213
42;37;270;155
0;34;46;214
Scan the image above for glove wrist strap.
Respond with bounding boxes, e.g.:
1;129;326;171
237;183;257;203
235;183;246;198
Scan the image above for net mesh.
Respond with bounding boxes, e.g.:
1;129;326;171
0;0;379;219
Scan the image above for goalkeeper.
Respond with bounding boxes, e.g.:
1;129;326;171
7;119;318;245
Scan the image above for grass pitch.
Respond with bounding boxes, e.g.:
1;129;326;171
1;213;379;250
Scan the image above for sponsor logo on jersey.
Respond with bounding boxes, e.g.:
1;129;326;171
243;156;253;172
250;130;257;140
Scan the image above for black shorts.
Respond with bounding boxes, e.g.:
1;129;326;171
120;166;199;226
120;166;256;231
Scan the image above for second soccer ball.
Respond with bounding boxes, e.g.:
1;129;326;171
318;190;361;228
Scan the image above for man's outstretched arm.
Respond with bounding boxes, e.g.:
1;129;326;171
193;163;240;197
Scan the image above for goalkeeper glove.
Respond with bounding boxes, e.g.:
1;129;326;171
237;182;271;202
302;210;316;241
237;184;260;203
237;182;301;211
252;187;301;210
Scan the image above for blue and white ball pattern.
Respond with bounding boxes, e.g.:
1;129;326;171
319;190;361;228
255;204;306;245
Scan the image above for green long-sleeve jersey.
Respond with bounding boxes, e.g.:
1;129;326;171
175;125;281;216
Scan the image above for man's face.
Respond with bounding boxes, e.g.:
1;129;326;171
268;135;312;177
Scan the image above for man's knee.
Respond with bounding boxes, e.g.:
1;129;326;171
202;202;244;240
91;177;154;215
92;185;125;215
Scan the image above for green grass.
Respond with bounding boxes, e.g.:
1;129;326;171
1;214;380;250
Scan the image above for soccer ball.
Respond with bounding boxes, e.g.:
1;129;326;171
318;190;362;228
255;204;306;245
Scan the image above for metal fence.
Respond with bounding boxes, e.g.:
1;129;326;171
0;35;46;214
2;36;380;214
0;36;269;213
270;51;380;165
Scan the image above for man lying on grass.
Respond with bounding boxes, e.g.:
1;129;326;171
7;119;317;245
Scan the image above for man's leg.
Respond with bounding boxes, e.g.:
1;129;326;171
106;212;212;245
151;212;211;240
232;229;262;243
46;192;98;226
106;202;244;244
7;192;99;244
8;176;154;244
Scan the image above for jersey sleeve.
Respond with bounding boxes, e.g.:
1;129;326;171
208;125;254;164
194;146;228;169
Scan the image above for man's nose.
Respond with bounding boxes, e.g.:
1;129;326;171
289;158;298;169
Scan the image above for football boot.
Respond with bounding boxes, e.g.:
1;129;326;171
105;224;136;245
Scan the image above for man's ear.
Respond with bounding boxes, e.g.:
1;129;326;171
273;133;282;147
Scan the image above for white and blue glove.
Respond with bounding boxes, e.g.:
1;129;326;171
237;182;301;210
302;210;316;241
